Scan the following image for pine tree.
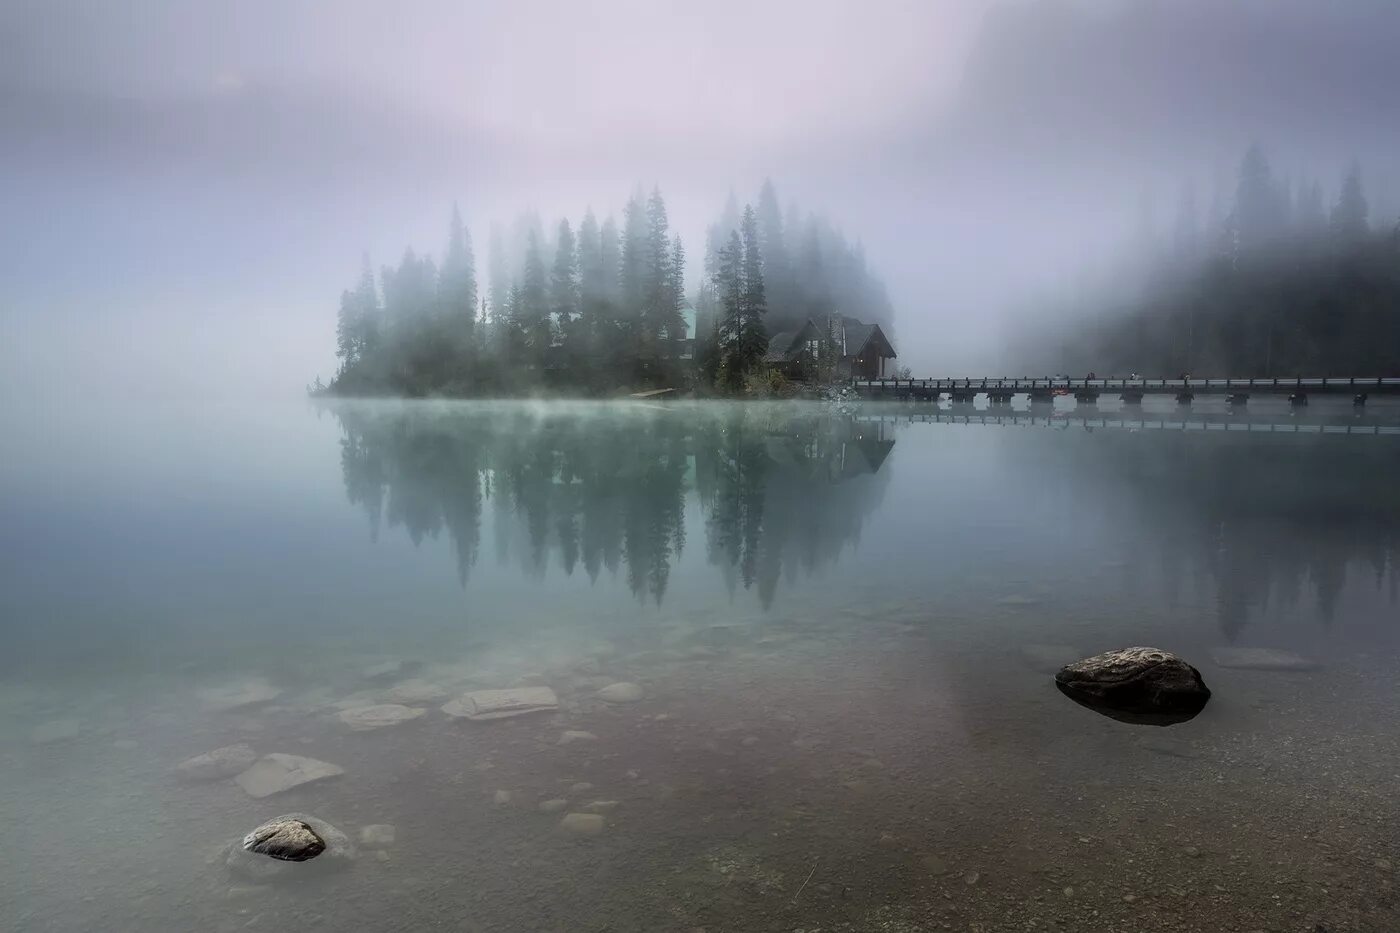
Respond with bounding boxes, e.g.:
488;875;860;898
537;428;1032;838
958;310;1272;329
640;188;675;359
336;289;359;366
550;218;580;357
439;203;478;349
576;209;602;354
520;230;551;364
1331;161;1369;242
668;234;687;353
618;191;648;352
756;179;792;327
713;230;745;389
487;224;511;342
738;205;769;367
1231;143;1286;253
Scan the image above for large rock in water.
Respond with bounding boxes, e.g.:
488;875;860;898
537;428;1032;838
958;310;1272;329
234;753;345;798
225;813;355;882
1055;647;1211;725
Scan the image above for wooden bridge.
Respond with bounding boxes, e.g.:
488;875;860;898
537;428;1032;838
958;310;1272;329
851;376;1400;406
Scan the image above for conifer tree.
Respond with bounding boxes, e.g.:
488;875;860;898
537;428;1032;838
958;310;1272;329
551;218;580;357
439;203;478;349
520;230;551;364
1331;162;1369;242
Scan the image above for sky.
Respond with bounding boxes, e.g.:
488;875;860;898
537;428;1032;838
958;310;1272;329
4;0;1400;397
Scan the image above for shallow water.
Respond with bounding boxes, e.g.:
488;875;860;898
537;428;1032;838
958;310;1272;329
3;397;1398;932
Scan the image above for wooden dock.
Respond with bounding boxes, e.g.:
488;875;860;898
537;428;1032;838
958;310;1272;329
851;376;1400;406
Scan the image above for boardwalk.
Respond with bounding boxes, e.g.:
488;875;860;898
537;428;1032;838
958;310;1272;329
852;375;1400;405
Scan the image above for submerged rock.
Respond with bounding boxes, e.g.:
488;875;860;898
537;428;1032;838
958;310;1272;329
558;730;598;745
225;813;354;882
559;812;605;835
199;679;281;712
596;682;645;703
1211;647;1321;672
362;659;420;682
176;744;257;781
385;679;449;704
358;824;396;848
338;704;426;731
234;753;345;798
441;687;559;721
1055;647;1211;725
538;798;569;813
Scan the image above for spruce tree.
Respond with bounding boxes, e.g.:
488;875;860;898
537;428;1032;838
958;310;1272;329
439;203;478;349
520;230;551;364
756;179;792;328
737;205;769;369
551;218;580;358
1331;162;1369;242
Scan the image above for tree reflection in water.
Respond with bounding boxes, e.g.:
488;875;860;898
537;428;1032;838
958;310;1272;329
331;403;892;606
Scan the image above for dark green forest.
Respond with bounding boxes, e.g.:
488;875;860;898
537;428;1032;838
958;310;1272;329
1019;145;1400;377
326;181;894;397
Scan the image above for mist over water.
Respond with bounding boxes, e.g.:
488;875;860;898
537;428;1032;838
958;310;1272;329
7;1;1400;930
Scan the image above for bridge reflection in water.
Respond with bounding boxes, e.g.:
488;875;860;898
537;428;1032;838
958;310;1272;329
855;410;1400;435
853;375;1400;406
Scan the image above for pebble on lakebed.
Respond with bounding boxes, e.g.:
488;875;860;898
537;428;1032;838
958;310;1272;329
1055;647;1211;725
226;813;356;882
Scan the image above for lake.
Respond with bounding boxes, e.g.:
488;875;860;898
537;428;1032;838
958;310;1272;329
2;397;1398;932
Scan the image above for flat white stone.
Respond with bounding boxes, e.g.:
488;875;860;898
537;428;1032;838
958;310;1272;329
558;730;599;745
235;753;345;798
359;824;396;848
385;679;449;704
596;682;644;703
440;687;559;721
1212;648;1321;672
199;680;282;712
559;812;605;835
176;743;257;781
338;704;426;731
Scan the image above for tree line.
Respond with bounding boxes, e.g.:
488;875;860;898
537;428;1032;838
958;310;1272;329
1017;144;1400;376
327;181;895;397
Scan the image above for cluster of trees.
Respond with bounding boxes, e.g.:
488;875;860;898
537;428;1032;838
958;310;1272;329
333;192;687;396
332;404;891;605
328;180;896;397
694;181;896;388
1020;145;1400;376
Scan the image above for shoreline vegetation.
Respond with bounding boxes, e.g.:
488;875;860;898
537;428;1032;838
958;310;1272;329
316;180;896;400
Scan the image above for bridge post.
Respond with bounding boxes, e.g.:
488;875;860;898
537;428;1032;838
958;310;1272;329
1120;391;1143;406
1226;393;1249;406
1175;392;1194;406
1290;393;1308;406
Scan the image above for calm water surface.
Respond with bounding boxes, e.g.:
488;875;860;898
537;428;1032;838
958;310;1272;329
2;398;1398;932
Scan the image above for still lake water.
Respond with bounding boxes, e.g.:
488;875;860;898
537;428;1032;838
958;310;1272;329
3;397;1399;932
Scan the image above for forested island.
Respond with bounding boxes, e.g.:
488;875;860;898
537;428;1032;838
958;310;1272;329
1016;144;1400;377
324;181;896;397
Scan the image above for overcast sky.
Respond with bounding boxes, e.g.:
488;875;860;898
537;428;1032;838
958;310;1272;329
4;0;1399;397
